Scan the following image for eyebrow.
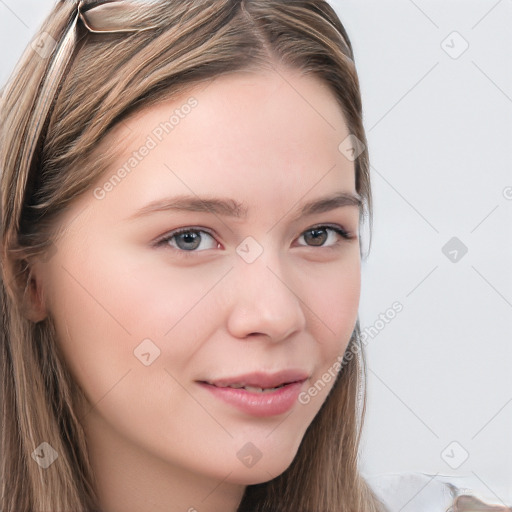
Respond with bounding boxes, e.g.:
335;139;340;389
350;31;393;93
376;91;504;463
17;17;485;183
126;191;362;221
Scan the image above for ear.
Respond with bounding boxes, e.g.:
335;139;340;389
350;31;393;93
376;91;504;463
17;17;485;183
23;257;49;323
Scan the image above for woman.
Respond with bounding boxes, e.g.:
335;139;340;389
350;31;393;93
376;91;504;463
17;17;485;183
0;1;504;511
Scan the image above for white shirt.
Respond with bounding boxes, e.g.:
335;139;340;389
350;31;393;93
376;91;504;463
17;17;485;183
364;471;510;512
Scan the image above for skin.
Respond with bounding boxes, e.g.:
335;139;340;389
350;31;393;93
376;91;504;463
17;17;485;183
29;65;361;512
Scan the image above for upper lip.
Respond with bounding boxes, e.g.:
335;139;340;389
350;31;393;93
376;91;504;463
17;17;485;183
199;370;310;389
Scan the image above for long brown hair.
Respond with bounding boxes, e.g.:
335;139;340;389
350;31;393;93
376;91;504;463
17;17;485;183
0;1;386;510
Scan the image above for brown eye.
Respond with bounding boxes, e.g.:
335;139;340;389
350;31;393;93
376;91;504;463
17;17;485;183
297;225;350;248
304;228;328;246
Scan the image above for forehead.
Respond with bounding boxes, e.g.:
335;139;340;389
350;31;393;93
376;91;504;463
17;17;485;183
118;65;350;153
82;67;357;223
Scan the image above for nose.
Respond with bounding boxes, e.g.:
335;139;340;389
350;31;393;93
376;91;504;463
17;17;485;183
226;253;307;342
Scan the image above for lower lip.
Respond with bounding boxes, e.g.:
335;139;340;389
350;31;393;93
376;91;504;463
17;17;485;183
198;381;305;417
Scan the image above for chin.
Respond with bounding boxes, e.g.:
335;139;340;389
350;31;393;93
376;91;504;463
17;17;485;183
227;465;290;486
223;449;299;486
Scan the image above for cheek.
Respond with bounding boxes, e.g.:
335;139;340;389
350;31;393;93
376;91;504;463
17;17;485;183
45;240;225;398
102;253;231;356
300;255;360;381
293;259;360;410
45;255;136;404
302;255;361;340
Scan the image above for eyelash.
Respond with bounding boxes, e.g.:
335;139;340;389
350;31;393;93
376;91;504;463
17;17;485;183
154;224;354;257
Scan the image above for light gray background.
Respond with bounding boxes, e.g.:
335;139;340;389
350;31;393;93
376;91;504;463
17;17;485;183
1;0;511;507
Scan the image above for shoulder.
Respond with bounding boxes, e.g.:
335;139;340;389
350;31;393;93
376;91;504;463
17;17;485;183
363;471;511;512
364;471;454;511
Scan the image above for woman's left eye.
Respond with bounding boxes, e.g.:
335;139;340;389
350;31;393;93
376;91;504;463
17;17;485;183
154;225;352;255
296;225;351;248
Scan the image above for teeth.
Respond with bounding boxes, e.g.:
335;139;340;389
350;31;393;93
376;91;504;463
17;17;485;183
244;386;265;393
210;382;288;392
234;384;284;393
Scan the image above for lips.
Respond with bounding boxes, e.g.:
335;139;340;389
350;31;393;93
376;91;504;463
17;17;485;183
197;370;310;417
199;370;309;391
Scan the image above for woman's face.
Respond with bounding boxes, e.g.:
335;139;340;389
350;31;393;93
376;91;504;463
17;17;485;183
35;66;361;496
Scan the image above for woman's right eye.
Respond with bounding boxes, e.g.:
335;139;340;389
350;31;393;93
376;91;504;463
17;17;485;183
155;228;220;253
